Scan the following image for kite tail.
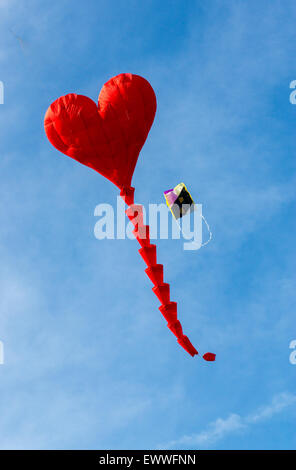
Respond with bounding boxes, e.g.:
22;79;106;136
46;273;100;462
120;187;216;362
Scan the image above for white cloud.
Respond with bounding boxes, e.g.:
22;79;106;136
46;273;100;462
246;392;296;424
161;414;244;449
159;392;296;449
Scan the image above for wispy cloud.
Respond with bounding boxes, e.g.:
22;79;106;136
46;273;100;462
159;392;296;449
246;393;296;424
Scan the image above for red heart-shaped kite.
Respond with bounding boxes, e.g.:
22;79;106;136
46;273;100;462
44;73;215;362
44;73;157;189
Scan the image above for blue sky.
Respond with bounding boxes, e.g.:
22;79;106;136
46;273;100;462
0;0;296;450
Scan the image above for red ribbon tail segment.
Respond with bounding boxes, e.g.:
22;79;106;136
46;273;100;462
178;336;199;357
121;186;215;361
203;352;216;362
120;186;135;206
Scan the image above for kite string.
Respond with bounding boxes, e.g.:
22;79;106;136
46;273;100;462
201;215;212;247
176;207;212;248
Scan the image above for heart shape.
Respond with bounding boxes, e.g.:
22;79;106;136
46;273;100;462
44;73;157;189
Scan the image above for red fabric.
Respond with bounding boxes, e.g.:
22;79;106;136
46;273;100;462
133;226;150;248
44;73;215;362
152;284;170;305
178;336;199;357
145;265;164;286
167;320;183;338
203;353;216;361
138;245;157;266
44;73;157;189
159;302;178;323
120;187;135;206
126;204;144;229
